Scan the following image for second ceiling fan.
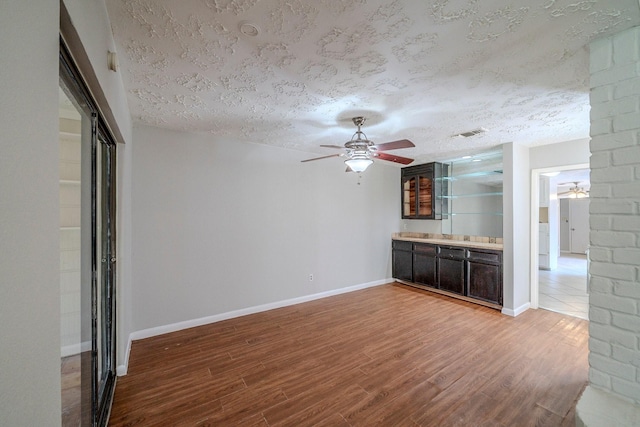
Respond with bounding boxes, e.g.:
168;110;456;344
301;116;415;172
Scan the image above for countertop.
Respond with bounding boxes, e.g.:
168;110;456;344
392;233;503;250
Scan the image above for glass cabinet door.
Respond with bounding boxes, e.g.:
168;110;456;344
403;177;416;217
418;176;432;217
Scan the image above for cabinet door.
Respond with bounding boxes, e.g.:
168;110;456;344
413;244;437;287
393;249;413;282
417;175;433;218
438;257;465;295
467;261;502;305
402;176;416;218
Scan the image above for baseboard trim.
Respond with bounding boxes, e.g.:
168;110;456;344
117;279;390;376
502;302;531;317
61;341;91;358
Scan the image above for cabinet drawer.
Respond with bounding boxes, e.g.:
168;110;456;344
392;240;413;251
468;250;501;264
413;243;438;256
439;247;466;260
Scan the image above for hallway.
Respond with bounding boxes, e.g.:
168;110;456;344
539;254;589;320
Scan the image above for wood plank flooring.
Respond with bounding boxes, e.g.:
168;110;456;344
109;283;588;426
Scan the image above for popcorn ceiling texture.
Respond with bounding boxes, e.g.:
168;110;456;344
106;0;640;162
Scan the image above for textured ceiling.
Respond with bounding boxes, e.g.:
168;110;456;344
106;0;640;164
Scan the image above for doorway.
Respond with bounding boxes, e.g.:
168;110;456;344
60;41;117;426
530;165;589;320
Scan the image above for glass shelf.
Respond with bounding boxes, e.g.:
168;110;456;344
437;170;503;181
438;192;503;199
442;212;503;216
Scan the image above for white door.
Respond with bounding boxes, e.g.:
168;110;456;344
570;198;590;254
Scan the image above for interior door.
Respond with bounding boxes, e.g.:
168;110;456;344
570;199;590;254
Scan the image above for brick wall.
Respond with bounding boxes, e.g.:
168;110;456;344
589;25;640;404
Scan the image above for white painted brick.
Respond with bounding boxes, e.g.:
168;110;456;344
591;165;635;183
590;337;613;356
590;306;612;324
612;182;640;198
591;96;638;121
612;216;640;232
591;84;613;103
591;37;613;74
612;345;640;367
591;63;638;88
588;246;612;262
612;146;640;166
612;377;640;403
589;368;612;389
590;151;611;168
614;77;640;100
613;27;640;65
590;231;636;249
590;292;637;314
613;312;640;333
589;200;637;215
614;280;640;299
590;353;637;379
590;324;637;349
589;276;614;293
614;112;640;133
589;214;611;231
588;183;612;198
591;118;612;136
591;131;638;153
613;249;640;265
589;184;613;199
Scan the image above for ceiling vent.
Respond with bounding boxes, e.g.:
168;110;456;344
453;128;488;138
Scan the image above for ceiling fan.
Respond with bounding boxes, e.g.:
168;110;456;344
558;181;589;198
301;116;415;172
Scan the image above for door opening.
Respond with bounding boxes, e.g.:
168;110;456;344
530;165;589;320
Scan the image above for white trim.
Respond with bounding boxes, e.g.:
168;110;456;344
116;279;389;376
502;302;531;317
61;340;91;358
116;338;131;376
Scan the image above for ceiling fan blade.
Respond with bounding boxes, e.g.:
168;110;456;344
375;152;414;165
345;166;353;173
319;144;345;149
301;153;342;163
374;139;415;151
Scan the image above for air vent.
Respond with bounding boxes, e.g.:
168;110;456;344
453;128;488;138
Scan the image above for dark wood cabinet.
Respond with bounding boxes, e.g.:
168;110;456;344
392;240;413;282
401;162;447;220
413;244;438;288
438;247;466;295
466;249;503;305
392;240;503;308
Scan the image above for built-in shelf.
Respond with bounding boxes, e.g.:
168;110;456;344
60;180;80;185
440;148;504;237
439;192;503;199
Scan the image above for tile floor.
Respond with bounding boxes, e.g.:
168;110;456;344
538;253;589;320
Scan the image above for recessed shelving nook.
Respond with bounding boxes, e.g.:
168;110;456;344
438;148;504;238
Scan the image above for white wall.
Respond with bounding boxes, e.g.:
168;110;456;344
530;138;591;169
0;1;61;425
502;142;531;316
130;124;400;333
0;1;132;423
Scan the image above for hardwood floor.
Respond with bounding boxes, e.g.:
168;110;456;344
109;283;588;426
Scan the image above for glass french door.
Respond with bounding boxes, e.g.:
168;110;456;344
60;40;117;427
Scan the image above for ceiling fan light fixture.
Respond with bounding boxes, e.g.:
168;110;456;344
345;156;373;173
